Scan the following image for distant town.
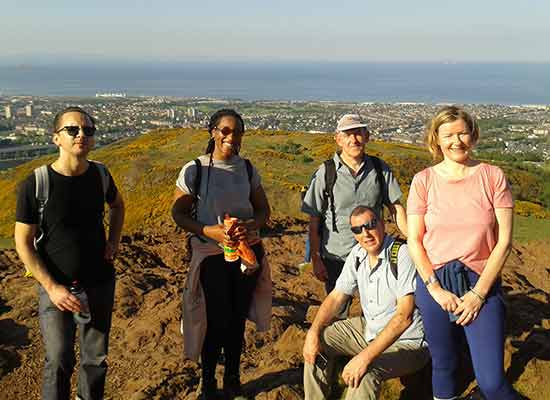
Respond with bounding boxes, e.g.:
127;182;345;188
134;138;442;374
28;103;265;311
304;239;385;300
1;95;549;169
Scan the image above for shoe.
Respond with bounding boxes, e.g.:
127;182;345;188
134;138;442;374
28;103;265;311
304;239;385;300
298;262;312;274
223;375;247;400
198;378;218;400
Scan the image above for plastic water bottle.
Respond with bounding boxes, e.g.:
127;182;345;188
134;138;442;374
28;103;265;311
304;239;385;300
69;281;91;324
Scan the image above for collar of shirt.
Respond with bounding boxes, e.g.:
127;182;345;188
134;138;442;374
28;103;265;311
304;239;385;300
333;152;368;175
355;234;392;276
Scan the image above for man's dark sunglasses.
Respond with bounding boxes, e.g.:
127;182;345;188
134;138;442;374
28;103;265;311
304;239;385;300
55;125;96;137
350;217;378;234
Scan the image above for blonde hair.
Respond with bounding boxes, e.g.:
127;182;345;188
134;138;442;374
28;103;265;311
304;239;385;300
425;105;479;161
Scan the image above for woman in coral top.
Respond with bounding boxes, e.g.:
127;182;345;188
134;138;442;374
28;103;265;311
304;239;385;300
407;106;518;400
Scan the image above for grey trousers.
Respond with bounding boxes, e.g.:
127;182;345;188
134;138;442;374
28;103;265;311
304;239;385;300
304;316;430;400
39;278;115;400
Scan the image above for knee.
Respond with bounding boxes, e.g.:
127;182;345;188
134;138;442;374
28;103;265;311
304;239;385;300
350;372;380;400
477;374;512;399
430;351;458;373
81;353;108;367
45;347;75;371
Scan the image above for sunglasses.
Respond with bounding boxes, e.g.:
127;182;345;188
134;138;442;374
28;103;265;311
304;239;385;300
350;217;378;234
214;126;243;136
55;126;96;137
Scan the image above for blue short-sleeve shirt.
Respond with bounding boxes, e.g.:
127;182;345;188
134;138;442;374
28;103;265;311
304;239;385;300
335;235;425;343
302;152;403;261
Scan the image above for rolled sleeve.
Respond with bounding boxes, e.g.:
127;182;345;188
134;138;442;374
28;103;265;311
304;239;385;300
491;166;513;208
407;172;428;215
250;163;262;190
380;159;402;205
395;244;417;299
175;160;198;195
15;174;39;224
301;165;326;217
334;248;358;296
105;172;119;204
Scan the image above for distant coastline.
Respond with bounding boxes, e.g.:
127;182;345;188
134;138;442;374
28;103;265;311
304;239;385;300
1;62;549;105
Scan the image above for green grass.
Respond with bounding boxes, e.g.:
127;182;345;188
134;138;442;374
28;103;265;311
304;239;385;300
513;215;550;244
0;237;14;249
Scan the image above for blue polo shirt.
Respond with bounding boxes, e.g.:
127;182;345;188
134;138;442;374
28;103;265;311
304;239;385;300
301;152;402;261
335;235;425;343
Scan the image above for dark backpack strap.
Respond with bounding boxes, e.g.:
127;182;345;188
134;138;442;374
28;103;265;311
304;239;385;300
191;159;206;243
244;158;253;182
370;156;387;212
389;238;405;280
192;159;202;219
321;159;338;232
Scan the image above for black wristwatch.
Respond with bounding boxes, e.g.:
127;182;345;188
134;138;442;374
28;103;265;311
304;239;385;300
424;274;438;287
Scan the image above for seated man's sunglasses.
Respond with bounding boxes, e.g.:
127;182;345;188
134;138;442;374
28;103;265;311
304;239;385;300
55;125;96;137
350;217;378;234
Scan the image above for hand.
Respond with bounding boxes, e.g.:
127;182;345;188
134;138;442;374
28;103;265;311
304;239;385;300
429;285;462;313
303;330;321;365
454;290;484;326
341;353;369;389
241;218;260;242
46;283;81;313
203;224;226;243
230;223;248;243
104;241;118;262
312;256;328;282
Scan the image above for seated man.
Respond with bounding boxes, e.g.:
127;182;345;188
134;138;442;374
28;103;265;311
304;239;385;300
303;205;429;400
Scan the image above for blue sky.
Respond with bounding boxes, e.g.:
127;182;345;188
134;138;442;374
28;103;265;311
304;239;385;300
2;0;549;63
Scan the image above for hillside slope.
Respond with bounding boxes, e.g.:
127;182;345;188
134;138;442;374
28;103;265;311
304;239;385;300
1;221;549;399
1;128;548;239
1;129;550;399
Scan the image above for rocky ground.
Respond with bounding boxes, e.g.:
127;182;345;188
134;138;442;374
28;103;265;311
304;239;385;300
1;220;549;399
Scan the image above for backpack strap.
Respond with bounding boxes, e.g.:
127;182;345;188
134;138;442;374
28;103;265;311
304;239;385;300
33;165;49;248
389;238;405;280
190;159;207;243
244;158;253;182
321;159;338;232
25;165;50;278
192;158;202;219
369;156;387;213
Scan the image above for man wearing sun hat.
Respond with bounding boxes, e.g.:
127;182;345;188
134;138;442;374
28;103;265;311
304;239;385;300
301;113;407;315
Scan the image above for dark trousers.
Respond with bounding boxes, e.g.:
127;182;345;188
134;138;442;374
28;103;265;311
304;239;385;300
39;277;116;400
199;244;262;382
415;270;517;400
322;256;351;318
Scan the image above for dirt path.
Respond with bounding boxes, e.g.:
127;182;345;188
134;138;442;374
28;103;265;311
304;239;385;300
1;224;549;399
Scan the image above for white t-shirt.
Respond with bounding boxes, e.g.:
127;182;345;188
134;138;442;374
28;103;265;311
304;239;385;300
176;154;261;232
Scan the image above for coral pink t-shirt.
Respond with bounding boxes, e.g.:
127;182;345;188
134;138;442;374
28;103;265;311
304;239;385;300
407;163;513;274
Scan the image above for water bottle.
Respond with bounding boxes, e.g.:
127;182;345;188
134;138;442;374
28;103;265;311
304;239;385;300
69;281;91;324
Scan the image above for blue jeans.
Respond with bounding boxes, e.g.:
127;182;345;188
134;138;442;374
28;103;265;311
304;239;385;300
415;269;517;400
39;277;115;400
304;238;311;263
